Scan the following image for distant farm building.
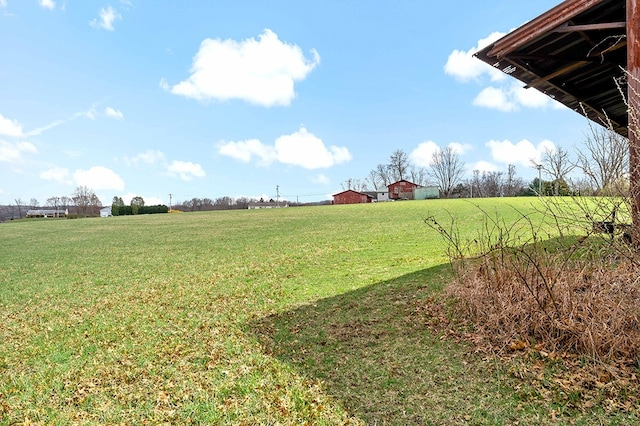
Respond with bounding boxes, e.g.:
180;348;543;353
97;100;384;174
332;190;374;205
248;201;288;209
414;186;440;200
26;209;67;218
100;207;112;217
388;180;420;200
363;191;390;202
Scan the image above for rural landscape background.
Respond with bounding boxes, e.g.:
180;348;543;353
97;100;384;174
3;0;640;424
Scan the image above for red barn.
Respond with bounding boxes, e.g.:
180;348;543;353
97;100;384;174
388;179;419;200
332;190;373;205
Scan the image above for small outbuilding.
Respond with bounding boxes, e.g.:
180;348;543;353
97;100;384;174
414;186;440;200
100;207;112;217
388;180;420;200
363;191;390;202
248;201;288;209
332;190;374;205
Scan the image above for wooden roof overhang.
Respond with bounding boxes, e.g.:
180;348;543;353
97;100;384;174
474;0;629;136
475;0;640;243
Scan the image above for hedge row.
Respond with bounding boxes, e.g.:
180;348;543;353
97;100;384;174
112;205;169;216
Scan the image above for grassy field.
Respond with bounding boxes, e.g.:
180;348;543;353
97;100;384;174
0;198;636;424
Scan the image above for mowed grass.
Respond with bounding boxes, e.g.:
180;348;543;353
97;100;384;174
0;198;635;424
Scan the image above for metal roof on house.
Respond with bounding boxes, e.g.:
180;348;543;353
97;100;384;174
474;0;628;135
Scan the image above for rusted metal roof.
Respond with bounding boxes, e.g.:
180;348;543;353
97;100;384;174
475;0;628;135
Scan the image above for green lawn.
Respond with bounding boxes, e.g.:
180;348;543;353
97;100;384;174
0;198;636;424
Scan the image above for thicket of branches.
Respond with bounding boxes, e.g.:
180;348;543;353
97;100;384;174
424;82;639;368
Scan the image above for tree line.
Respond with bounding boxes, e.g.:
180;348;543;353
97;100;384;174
110;196;168;216
342;122;629;199
171;196;308;212
2;186;104;221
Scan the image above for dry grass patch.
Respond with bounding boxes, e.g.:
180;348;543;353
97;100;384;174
425;201;640;419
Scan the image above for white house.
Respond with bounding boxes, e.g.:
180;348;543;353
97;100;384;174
100;207;112;217
363;191;390;202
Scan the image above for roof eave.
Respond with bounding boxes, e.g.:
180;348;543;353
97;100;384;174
486;0;607;58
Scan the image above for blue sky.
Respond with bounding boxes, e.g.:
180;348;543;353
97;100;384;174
0;0;591;206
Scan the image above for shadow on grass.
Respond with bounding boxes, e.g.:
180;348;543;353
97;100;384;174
251;264;525;425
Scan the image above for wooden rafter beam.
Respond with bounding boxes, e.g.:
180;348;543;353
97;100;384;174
628;0;640;244
553;21;626;32
489;0;608;58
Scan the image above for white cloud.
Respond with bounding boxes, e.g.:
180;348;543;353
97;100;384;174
409;141;440;167
444;32;507;82
473;86;517;112
470;161;499;173
120;193;163;206
159;78;169;91
512;84;563;109
274;127;350;169
410;141;469;167
90;6;121;31
39;0;55;10
124;149;165;166
144;196;163;205
123;150;204;182
486;139;556;167
313;174;330;184
473;83;562;112
448;142;473;155
167;29;320;107
74;166;125;190
216;139;275;165
0;140;37;162
26;107;97;137
40;167;71;183
105;107;124;120
217;127;350;170
447;31;567;113
119;0;134;9
0;0;7;8
0;113;24;137
166;160;205;181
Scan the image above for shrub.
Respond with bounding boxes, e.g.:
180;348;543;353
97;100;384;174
425;201;640;362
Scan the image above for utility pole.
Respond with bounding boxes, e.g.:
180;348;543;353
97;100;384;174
169;193;173;210
276;185;280;208
534;164;543;196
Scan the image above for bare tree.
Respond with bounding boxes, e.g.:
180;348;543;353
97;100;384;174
376;163;390;187
538;147;575;196
366;169;381;191
60;196;72;209
14;198;24;218
46;196;61;209
72;186;98;216
202;198;214;210
576;120;629;194
480;171;505;197
470;170;482;198
503;164;524;197
409;165;429;186
214;196;233;209
429;146;465;198
387;149;410;182
341;178;367;192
